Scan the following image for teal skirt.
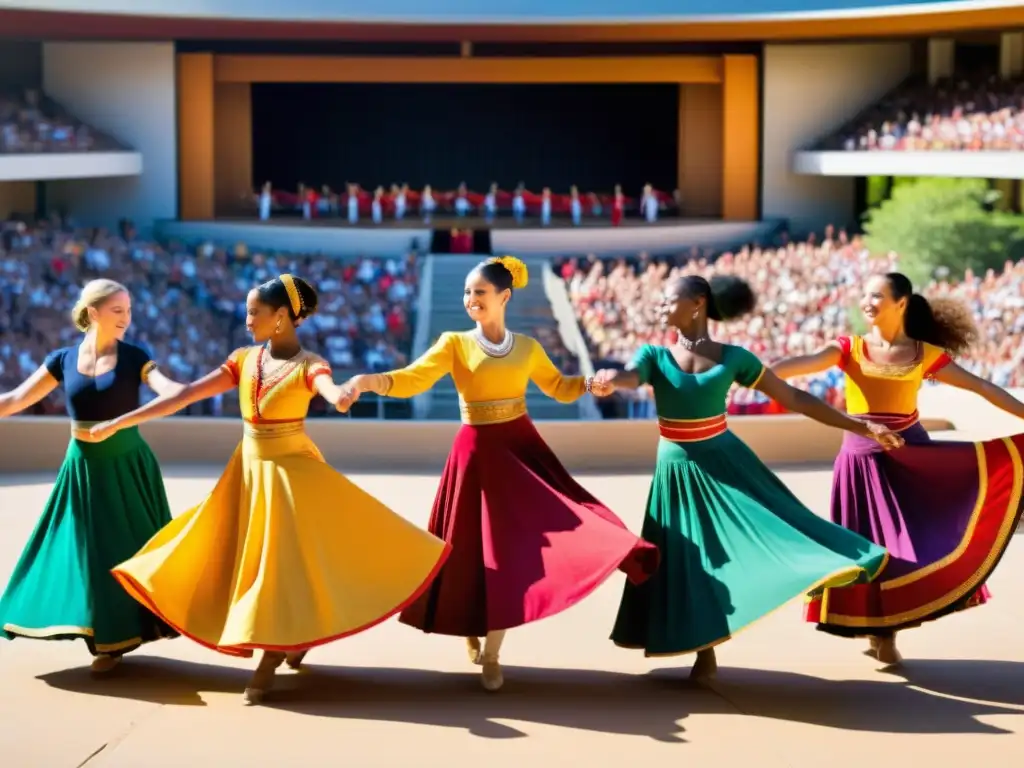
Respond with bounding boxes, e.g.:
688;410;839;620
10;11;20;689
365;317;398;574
611;432;889;656
0;427;177;656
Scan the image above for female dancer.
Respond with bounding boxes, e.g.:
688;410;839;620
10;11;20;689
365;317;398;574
595;274;898;681
338;256;659;692
772;272;1024;665
88;275;450;704
0;279;181;672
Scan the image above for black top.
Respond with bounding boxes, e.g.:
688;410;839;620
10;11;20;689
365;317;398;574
44;341;155;422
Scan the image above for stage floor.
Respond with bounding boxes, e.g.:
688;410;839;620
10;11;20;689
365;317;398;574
2;460;1023;767
218;214;704;230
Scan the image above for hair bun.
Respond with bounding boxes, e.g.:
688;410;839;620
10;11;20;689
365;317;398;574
488;255;529;290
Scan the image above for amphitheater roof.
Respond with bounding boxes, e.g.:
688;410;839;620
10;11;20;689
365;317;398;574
2;0;1023;41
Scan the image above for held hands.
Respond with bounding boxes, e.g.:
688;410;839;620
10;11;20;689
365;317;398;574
589;369;618;398
862;421;904;451
335;377;362;413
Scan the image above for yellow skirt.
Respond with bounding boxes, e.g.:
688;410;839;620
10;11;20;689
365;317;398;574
112;422;450;657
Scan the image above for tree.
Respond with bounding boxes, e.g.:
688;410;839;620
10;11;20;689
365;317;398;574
862;177;1024;285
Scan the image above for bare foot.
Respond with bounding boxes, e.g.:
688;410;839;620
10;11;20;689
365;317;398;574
690;649;718;682
875;637;903;667
285;650;308;670
863;636;880;659
466;637;482;665
243;651;286;705
90;654;121;674
481;656;503;691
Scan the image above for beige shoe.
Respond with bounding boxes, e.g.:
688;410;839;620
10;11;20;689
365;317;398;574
480;657;503;691
689;649;718;682
466;637;482;665
243;652;286;705
90;654;121;674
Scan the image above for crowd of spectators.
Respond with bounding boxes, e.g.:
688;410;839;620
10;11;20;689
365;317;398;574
0;88;122;154
0;218;419;417
561;226;1024;417
824;74;1024;152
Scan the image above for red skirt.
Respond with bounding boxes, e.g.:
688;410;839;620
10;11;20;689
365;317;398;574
399;416;659;636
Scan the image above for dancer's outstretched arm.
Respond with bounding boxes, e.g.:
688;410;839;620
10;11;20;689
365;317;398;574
89;366;236;440
932;363;1024;421
770;342;843;380
529;340;606;402
0;366;59;418
753;370;902;449
144;366;188;399
338;332;457;411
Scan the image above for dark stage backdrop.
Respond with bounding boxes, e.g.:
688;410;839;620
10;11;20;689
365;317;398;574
251;82;679;194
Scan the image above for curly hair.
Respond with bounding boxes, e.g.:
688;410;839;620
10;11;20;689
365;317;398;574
678;274;757;322
886;273;978;357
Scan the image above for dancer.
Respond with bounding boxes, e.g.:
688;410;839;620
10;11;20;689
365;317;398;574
0;279;181;672
88;275;450;704
337;256;659;692
772;272;1024;665
595;274;898;681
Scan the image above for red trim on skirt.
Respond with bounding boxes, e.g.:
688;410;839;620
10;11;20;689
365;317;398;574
805;435;1024;633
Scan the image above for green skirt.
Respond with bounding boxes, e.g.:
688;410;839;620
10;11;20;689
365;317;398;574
0;427;177;656
611;432;889;656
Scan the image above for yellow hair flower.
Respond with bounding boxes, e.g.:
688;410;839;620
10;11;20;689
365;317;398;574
488;255;529;290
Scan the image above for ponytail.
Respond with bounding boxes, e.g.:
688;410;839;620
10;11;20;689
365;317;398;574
885;273;978;357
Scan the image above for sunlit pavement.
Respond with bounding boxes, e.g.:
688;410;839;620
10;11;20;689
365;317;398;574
2;442;1023;767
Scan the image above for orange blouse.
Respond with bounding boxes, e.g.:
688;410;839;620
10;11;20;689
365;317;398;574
838;335;952;416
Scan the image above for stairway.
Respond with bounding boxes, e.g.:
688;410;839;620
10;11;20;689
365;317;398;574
423;254;580;421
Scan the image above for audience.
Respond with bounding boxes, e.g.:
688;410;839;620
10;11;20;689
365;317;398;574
0;89;122;154
562;227;1024;416
823;74;1024;152
0;219;419;417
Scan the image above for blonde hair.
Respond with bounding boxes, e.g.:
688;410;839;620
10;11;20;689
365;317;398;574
71;279;128;332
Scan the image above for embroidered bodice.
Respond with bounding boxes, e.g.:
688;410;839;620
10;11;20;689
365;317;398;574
220;346;331;422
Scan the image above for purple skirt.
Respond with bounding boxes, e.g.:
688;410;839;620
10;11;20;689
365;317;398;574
806;418;1024;637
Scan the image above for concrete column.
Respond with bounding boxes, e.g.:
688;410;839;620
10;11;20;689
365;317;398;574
1000;32;1024;79
927;38;955;84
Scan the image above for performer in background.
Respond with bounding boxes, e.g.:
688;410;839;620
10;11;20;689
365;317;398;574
88;275;450;704
595;274;896;681
772;272;1024;666
338;256;659;692
0;279;182;672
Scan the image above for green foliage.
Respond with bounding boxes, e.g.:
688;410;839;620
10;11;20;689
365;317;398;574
862;177;1024;285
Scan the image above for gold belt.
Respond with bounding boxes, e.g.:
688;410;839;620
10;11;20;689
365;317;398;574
243;419;306;439
459;397;527;426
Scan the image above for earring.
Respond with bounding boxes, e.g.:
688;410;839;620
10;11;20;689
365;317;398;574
692;311;699;319
275;320;282;334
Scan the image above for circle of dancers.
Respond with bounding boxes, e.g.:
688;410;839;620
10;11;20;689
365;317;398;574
0;257;1022;704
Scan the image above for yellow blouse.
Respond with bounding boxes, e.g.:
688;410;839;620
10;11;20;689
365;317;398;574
221;346;332;422
382;331;585;424
839;335;952;416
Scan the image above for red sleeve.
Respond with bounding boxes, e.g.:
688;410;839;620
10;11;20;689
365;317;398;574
924;352;953;379
306;360;332;390
835;336;852;371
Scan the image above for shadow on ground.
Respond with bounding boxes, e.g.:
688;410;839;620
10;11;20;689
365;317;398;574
36;657;1024;741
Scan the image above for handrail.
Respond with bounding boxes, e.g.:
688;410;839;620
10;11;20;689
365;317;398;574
541;261;601;420
410;254;435;419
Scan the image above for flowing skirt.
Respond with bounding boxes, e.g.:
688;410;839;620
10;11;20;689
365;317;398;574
805;420;1024;637
112;424;451;657
399;416;659;636
0;428;176;655
612;431;889;656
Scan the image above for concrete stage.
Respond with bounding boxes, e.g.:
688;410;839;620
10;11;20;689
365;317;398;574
155;216;786;258
2;448;1023;767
